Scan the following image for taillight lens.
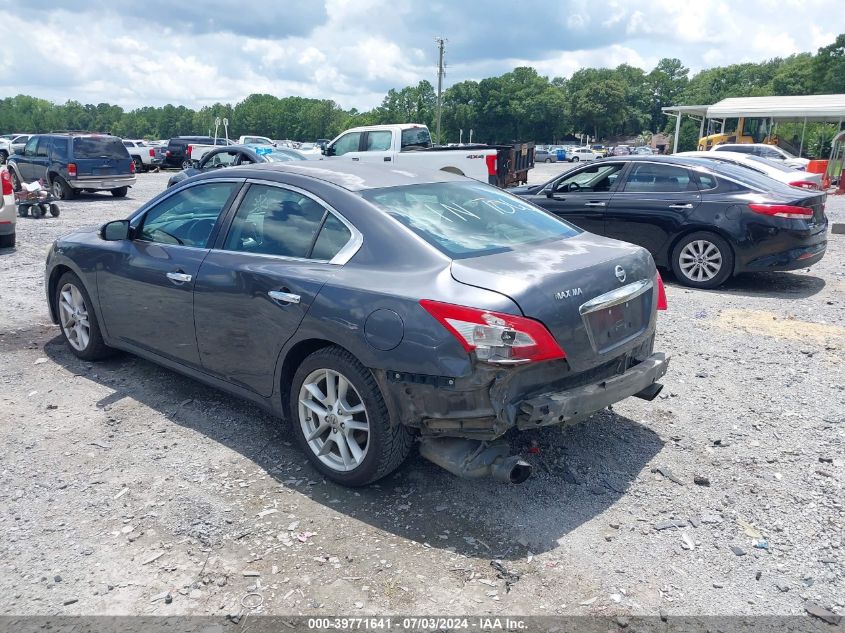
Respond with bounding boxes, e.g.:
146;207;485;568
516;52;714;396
419;299;565;364
129;160;136;173
149;149;155;157
656;272;667;311
187;145;193;156
749;203;813;219
485;154;497;176
165;150;172;157
788;180;819;190
1;169;12;196
67;163;77;177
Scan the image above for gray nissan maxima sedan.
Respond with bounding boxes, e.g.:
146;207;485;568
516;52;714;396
45;162;668;486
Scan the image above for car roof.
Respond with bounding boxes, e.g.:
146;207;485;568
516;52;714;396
199;161;466;191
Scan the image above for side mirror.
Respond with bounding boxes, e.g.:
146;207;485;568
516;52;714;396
545;189;554;198
100;219;130;241
13;147;24;155
322;145;335;157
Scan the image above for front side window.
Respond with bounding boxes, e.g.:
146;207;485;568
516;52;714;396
35;138;51;157
137;182;237;248
621;163;695;193
362;181;580;259
554;163;625;193
365;131;392;151
331;133;362;156
223;185;331;259
24;137;38;156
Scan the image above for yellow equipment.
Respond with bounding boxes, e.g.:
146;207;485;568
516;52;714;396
697;117;779;151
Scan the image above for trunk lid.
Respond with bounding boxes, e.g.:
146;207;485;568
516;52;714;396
450;233;658;371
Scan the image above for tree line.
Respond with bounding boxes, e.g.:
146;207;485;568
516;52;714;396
1;34;843;153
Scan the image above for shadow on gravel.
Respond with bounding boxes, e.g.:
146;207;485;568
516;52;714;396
44;334;664;560
663;269;825;299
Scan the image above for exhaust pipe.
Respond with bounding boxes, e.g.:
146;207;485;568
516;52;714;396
419;438;532;484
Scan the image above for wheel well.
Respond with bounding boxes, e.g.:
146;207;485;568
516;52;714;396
440;166;465;176
667;228;737;273
279;339;345;419
47;265;73;323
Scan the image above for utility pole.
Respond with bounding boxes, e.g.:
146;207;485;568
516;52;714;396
435;37;447;145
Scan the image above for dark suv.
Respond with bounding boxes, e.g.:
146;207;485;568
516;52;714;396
164;136;232;169
8;133;136;199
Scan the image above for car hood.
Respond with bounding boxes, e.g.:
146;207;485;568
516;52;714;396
450;232;658;371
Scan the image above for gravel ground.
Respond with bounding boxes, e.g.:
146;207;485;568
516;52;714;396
0;168;843;619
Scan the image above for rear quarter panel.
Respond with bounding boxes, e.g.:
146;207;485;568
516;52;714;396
394;150;492;181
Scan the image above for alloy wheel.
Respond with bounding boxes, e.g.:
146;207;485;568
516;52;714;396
51;180;64;199
58;283;90;351
298;368;370;472
679;239;722;282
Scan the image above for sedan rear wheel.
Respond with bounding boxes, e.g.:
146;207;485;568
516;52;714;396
291;346;413;486
55;272;113;360
671;231;734;289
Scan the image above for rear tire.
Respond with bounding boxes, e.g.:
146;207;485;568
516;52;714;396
572;156;580;162
9;169;22;191
0;233;14;248
50;176;75;200
290;346;413;486
111;187;128;198
544;158;552;163
54;272;114;361
671;231;734;289
133;157;143;173
181;159;193;170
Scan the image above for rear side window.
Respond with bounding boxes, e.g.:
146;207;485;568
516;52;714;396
223;185;328;259
311;214;352;260
621;163;695;193
694;171;718;190
365;131;392;151
73;137;129;159
401;127;431;149
362;181;580;259
51;138;69;161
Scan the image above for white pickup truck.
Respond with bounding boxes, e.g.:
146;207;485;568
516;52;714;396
322;124;534;187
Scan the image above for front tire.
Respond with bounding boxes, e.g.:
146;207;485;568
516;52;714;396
572;156;580;162
181;159;193;170
55;272;114;361
290;346;413;486
671;231;734;289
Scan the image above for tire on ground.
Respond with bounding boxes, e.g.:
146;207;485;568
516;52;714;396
670;231;734;290
54;271;114;361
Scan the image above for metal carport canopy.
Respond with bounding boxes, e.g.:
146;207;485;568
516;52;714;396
704;94;845;121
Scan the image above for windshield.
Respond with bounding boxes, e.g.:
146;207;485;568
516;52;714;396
73;136;129;159
257;148;306;162
361;181;580;259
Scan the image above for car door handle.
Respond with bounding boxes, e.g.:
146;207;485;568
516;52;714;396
351;157;359;161
268;290;301;304
669;203;694;209
166;271;192;283
584;201;606;207
383;157;391;162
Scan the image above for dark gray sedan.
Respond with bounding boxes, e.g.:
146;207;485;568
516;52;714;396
45;163;668;486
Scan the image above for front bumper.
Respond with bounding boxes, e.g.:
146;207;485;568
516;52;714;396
70;176;136;190
515;352;669;429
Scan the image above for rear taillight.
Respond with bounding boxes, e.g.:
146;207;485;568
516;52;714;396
67;163;77;177
149;149;155;157
749;203;813;219
165;150;172;157
1;169;12;196
419;299;565;365
485;154;497;176
656;272;667;311
129;160;136;173
788;180;819;190
187;145;193;156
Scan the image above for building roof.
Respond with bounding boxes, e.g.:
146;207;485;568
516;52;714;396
664;94;845;122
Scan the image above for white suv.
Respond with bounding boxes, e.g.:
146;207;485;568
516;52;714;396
568;147;599;162
0;166;17;248
711;143;809;170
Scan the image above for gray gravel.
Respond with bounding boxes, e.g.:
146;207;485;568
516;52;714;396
0;169;843;617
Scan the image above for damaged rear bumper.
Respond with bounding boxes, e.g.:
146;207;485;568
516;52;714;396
515;352;669;429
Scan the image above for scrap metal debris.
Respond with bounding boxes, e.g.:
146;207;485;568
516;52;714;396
490;559;520;593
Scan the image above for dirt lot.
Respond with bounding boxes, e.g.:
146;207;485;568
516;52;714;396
0;169;843;619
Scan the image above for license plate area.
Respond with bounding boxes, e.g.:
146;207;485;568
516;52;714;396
93;167;115;176
582;295;649;354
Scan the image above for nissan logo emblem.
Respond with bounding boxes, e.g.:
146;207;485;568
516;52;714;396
615;265;626;283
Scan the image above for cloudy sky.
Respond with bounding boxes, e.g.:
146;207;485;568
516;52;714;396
0;0;842;111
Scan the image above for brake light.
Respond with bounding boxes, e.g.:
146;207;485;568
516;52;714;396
656;272;667;311
788;180;819;190
419;299;565;364
165;150;172;157
149;149;155;157
129;160;136;174
485;154;497;176
187;145;193;156
1;169;12;196
67;163;77;177
749;203;813;219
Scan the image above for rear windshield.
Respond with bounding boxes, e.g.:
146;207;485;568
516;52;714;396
745;154;794;173
361;181;580;259
400;127;432;149
73;137;129;159
701;161;800;195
